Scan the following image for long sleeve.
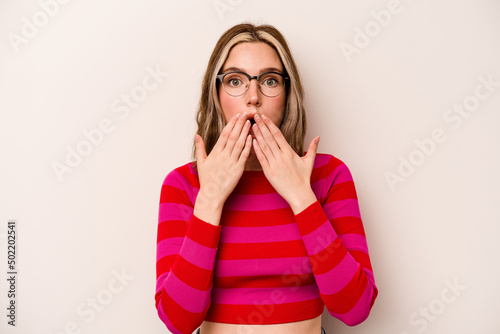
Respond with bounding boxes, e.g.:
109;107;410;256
155;165;221;334
294;155;378;326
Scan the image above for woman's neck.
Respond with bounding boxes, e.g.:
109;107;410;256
244;155;262;171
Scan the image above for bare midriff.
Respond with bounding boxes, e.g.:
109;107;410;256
199;314;322;334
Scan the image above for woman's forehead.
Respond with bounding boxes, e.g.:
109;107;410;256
222;42;283;73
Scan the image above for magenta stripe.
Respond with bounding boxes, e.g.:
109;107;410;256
156;273;168;292
311;163;352;198
215;257;312;277
363;268;375;285
331;163;353;183
339;234;368;253
159;203;193;222
313;154;331;168
301;221;338;255
163;169;183;186
157;297;182;334
314;254;360;295
211;284;319;305
179;237;217;270
224;193;289;211
157;237;183;261
220;224;301;243
165;272;211;313
327;282;374;325
163;173;197;207
323;199;361;219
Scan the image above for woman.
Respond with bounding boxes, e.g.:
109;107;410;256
155;23;378;334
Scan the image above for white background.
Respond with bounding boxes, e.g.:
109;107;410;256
1;0;499;333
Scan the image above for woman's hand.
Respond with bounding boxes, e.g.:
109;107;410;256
193;112;252;225
252;113;320;214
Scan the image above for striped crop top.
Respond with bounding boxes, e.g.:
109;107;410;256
155;153;378;334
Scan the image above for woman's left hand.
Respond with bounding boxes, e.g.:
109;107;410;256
252;113;320;214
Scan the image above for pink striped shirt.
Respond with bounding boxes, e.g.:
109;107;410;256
155;153;378;333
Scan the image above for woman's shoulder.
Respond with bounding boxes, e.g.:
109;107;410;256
161;161;199;187
312;152;348;169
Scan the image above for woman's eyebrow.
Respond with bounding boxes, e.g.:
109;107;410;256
221;66;245;73
221;66;284;74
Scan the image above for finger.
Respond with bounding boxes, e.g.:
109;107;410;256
194;134;207;164
237;134;253;166
303;136;320;165
225;112;250;153
253;114;281;155
252;138;270;170
212;112;240;153
260;114;291;151
252;122;276;161
230;120;251;160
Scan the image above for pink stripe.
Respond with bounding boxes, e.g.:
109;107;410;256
340;233;368;253
179;237;217;270
215;257;312;277
224;193;289;211
211;284;319;305
157;294;182;334
156;273;168;292
156;237;183;261
363;268;375;285
323;199;361;219
301;221;338;255
164;272;211;313
313;154;331;168
331;163;353;184
220;224;301;243
314;254;360;295
327;282;375;326
163;170;182;185
159;203;193;222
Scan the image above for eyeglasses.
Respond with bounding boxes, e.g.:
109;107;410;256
217;71;289;97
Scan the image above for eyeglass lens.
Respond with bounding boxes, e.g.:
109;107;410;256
221;72;285;97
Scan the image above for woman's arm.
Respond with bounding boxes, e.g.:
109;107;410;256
155;167;222;334
294;156;378;326
251;115;377;325
156;113;252;334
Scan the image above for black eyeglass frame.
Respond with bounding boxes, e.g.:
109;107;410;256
216;71;290;97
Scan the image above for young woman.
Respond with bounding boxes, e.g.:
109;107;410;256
155;23;378;334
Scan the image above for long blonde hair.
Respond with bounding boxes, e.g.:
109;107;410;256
193;23;306;159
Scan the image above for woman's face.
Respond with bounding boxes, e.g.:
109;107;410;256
218;42;287;130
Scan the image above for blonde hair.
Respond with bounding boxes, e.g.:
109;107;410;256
193;23;306;159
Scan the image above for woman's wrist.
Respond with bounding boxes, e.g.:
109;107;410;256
288;188;317;215
193;192;224;226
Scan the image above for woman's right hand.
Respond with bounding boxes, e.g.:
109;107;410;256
193;112;252;225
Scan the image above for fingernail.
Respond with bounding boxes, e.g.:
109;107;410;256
254;114;261;121
240;112;247;119
316;137;320;144
235;113;241;119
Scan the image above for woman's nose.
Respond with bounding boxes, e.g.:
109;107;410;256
246;79;261;106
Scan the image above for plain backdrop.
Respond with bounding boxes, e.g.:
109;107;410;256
1;0;499;333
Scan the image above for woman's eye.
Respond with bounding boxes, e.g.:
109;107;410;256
263;78;278;87
227;78;242;87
